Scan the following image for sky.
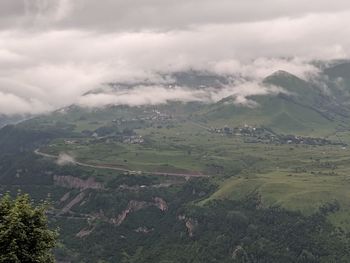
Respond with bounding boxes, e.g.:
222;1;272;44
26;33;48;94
0;0;350;115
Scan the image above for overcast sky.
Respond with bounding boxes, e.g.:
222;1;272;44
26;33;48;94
0;0;350;115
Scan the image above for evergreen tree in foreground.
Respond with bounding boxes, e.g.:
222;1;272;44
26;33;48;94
0;193;57;263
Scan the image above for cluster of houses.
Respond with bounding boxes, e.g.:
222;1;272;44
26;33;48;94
93;133;145;145
208;124;345;146
121;135;145;144
79;127;145;145
87;110;172;144
112;110;172;125
209;125;263;136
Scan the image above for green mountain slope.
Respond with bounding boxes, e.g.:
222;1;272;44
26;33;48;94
195;69;349;136
2;66;350;261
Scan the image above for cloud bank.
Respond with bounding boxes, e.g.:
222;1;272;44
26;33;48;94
78;83;284;108
0;1;349;114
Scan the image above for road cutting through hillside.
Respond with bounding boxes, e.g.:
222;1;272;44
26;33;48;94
34;149;209;178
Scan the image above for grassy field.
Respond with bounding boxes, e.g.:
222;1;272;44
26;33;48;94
38;118;350;229
205;171;350;229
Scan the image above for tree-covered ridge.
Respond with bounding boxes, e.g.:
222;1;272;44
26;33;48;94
51;179;350;262
130;198;349;262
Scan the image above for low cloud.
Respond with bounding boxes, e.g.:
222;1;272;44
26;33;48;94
0;91;50;115
78;82;284;108
3;0;350;31
0;3;349;115
0;28;325;115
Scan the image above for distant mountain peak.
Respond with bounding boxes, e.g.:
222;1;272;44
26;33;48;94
264;70;301;82
262;70;308;90
269;70;294;77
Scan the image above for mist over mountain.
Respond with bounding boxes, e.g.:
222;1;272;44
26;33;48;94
2;1;350;262
0;114;27;127
0;0;350;115
4;60;350;131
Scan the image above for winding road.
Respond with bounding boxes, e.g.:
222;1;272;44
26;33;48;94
34;149;209;178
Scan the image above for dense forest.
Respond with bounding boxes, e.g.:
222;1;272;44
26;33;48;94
53;179;350;262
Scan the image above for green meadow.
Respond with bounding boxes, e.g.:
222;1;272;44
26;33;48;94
40;119;350;229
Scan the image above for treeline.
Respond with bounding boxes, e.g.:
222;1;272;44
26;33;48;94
124;197;349;262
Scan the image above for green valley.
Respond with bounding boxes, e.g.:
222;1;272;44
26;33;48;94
2;63;350;262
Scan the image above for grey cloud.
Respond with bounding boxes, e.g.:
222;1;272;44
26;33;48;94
1;0;350;31
77;83;284;108
61;0;350;31
0;1;349;115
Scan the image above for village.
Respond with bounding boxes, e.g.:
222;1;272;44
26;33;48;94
111;109;173;125
208;124;345;146
79;109;174;146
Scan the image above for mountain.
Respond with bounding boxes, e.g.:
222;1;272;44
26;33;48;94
0;114;27;128
323;62;350;106
324;61;350;86
69;64;350;136
2;63;350;261
194;67;350;135
171;70;231;87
